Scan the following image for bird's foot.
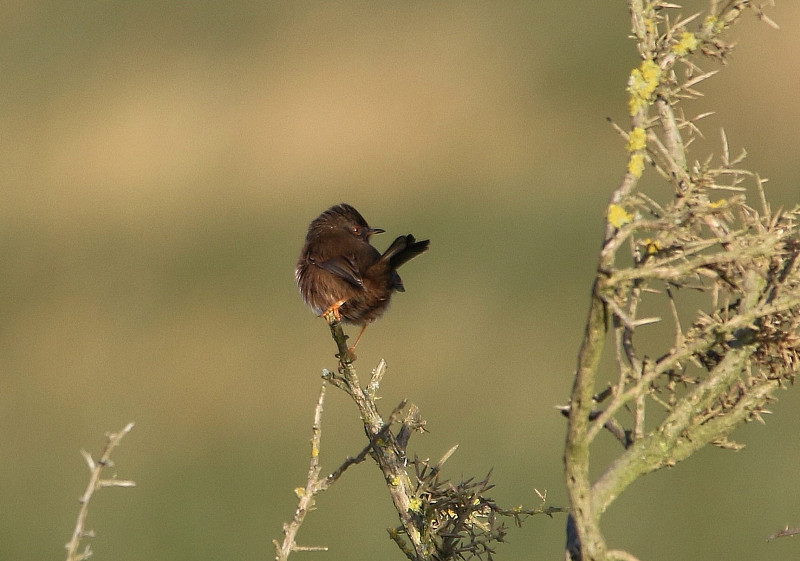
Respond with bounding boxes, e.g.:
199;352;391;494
322;299;347;325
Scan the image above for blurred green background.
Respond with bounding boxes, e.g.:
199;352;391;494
2;2;799;560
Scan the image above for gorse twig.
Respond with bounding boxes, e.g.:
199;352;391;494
564;2;797;560
278;313;566;560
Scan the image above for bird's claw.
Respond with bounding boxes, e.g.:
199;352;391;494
322;299;347;325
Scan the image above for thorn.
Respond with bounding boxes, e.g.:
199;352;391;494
80;450;96;471
435;444;459;469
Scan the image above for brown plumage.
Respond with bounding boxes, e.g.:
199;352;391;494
295;203;429;350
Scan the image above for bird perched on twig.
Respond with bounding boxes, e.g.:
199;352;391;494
296;203;430;353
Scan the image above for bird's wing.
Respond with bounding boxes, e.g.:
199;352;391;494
313;255;364;288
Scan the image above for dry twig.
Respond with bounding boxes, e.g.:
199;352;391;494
65;423;136;561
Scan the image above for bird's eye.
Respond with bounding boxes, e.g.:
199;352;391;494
352;226;361;235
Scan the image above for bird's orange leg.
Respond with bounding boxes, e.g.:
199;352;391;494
348;323;369;355
322;299;347;325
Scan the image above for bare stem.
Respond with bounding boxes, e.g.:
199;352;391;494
274;383;330;561
65;423;136;561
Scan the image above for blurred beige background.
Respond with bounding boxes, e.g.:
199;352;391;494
2;2;799;560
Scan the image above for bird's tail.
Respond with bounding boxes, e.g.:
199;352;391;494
382;235;430;269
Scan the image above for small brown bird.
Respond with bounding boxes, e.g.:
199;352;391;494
296;203;429;352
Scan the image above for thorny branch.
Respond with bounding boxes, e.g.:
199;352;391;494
65;423;136;561
564;2;797;560
766;524;800;542
277;313;564;560
274;382;331;561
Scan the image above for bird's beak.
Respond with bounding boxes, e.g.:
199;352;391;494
369;227;385;235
